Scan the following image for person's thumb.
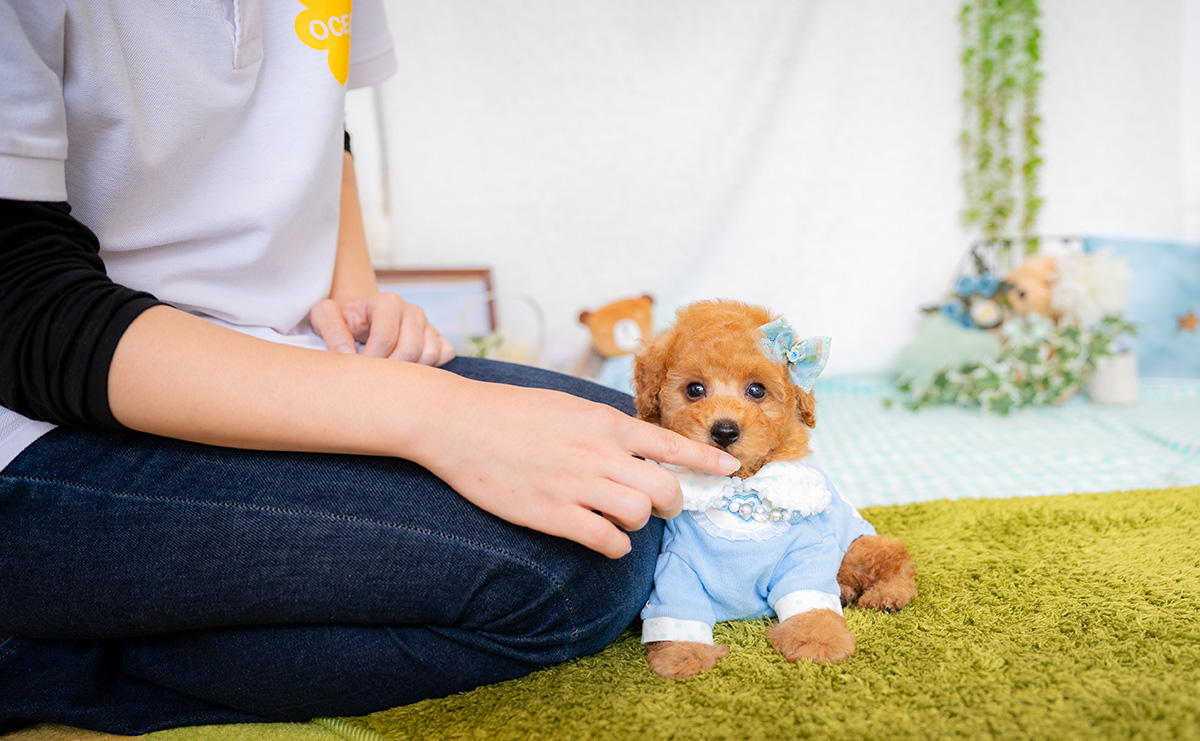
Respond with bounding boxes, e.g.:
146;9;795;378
310;299;358;354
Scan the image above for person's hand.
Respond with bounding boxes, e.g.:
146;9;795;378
408;379;741;559
311;293;455;366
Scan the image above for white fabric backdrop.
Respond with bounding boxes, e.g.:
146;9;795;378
350;0;1197;374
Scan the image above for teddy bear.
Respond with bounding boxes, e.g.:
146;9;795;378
1003;254;1059;321
573;295;655;392
1004;252;1130;327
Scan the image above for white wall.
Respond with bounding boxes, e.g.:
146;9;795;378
1039;0;1187;241
1184;0;1200;239
352;0;1196;374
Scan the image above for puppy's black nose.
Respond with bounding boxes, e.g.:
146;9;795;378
710;420;740;448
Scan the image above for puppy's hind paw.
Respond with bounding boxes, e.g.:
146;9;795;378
645;640;730;679
837;535;917;613
839;581;860;608
857;581;915;613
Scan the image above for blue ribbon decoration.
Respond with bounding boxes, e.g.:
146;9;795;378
758;319;831;392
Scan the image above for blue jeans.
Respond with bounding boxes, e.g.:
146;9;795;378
0;357;663;734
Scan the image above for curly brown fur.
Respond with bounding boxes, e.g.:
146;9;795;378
764;608;856;663
635;299;916;675
645;641;731;679
837;535;917;612
634;300;815;477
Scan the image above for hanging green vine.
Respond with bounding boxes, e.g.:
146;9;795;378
960;0;1043;258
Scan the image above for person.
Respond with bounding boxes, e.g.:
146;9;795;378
0;2;739;734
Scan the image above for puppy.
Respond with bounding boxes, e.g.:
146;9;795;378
634;299;916;679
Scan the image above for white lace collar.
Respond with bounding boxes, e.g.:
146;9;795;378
660;460;832;520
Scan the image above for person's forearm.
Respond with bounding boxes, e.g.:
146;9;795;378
107;304;451;459
107;303;741;559
329;150;380;302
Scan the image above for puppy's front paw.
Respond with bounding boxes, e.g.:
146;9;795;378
765;609;855;664
645;640;730;679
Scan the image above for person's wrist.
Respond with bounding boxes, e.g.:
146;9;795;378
375;363;475;468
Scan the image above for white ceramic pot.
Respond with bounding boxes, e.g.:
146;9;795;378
1088;351;1138;405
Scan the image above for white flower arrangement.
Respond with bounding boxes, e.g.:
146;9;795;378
895;245;1137;415
1051;251;1131;327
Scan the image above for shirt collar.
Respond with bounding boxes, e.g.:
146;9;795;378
662;459;832;517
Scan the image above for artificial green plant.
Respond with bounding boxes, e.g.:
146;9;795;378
959;0;1043;259
892;315;1137;415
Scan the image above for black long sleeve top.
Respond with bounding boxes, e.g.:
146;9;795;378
0;199;163;430
0;135;354;431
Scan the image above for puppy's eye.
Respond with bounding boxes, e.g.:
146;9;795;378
685;382;706;399
746;383;766;400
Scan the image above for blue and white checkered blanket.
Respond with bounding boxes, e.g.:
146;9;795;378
807;378;1200;507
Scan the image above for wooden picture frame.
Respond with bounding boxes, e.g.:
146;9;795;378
374;268;495;351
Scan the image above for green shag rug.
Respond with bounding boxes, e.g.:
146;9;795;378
147;486;1200;741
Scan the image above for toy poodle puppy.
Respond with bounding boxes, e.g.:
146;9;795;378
634;299;916;679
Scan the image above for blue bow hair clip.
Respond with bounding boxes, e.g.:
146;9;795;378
758;319;831;393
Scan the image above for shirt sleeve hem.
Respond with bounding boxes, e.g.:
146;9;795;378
772;589;843;621
641;617;715;645
87;297;167;430
347;46;397;89
0;153;67;201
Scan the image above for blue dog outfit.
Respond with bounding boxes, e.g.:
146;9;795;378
640;321;874;646
640;461;875;645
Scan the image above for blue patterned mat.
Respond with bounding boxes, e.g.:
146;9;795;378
807;378;1200;507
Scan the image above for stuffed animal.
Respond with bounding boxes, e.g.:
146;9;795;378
573;295;655;391
579;295;654;358
1004;254;1059;321
1004;252;1130;327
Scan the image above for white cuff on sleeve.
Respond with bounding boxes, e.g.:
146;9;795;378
641;617;714;645
772;589;843;622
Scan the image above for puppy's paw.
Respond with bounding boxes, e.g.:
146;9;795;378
839;580;860;608
857;576;916;613
765;609;855;664
645;640;730;679
837;535;917;613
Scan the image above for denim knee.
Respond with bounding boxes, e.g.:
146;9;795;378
550;515;665;659
433;512;664;665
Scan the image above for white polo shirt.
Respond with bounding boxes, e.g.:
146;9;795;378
0;0;396;468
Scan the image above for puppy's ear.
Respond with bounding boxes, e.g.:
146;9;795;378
795;388;817;429
633;332;671;424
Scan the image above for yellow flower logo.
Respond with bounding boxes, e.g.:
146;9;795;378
295;0;353;85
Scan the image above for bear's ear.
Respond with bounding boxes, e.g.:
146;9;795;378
632;331;672;424
578;310;592;325
795;387;817;429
